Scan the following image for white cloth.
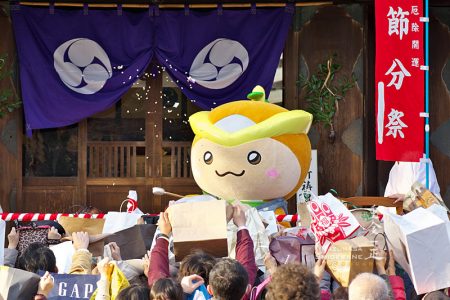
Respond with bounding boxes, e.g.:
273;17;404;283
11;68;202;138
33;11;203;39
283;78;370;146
115;260;144;280
384;160;441;199
50;241;75;273
102;212;142;234
227;206;269;267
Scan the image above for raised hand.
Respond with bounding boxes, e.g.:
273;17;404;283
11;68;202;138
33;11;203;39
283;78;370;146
313;258;327;282
72;232;89;251
264;252;278;275
97;257;113;279
108;242;122;261
48;226;62;240
37;271;54;297
158;212;172;236
142;250;151;277
7;227;19;249
232;204;246;227
181;274;205;294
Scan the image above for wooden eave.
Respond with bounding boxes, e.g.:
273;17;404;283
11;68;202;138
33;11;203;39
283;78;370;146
2;0;449;8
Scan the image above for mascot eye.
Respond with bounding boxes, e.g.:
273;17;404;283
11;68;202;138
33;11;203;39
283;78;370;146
247;151;261;165
203;151;213;165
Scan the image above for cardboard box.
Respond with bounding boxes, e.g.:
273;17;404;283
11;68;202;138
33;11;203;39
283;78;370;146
168;200;228;261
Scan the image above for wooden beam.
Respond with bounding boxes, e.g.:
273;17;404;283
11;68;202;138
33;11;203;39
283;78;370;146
6;0;450;6
86;177;153;185
24;177;79;186
18;1;333;8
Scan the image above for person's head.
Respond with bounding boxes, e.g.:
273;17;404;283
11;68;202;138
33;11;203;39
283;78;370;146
129;274;150;287
422;291;450;300
17;242;58;273
75;205;102;214
348;273;389;300
179;251;217;286
265;264;320;300
207;258;249;300
150;278;183;300
116;285;150;300
333;287;349;300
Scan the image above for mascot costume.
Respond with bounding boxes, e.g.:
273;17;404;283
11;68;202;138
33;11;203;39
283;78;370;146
189;85;313;209
163;86;313;265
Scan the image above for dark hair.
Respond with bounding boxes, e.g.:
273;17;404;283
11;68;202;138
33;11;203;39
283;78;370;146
17;242;57;274
150;278;183;300
75;205;102;214
129;274;150;287
209;258;249;300
266;264;320;300
116;285;150;300
178;251;217;286
333;287;349;300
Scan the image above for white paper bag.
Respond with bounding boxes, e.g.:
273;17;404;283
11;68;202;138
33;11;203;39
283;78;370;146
427;204;449;221
307;193;361;253
0;219;5;265
50;241;75;274
258;210;278;237
228;206;270;267
102;212;142;234
383;206;450;294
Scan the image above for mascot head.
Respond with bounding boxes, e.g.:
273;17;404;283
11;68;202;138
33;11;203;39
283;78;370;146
189;86;313;201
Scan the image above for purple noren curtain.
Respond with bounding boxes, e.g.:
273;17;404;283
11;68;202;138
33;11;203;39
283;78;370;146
154;7;293;109
12;5;293;133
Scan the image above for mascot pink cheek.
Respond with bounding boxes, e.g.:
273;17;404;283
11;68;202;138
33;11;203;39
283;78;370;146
266;168;280;179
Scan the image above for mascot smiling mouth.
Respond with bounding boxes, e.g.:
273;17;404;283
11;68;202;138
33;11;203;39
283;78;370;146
215;170;245;177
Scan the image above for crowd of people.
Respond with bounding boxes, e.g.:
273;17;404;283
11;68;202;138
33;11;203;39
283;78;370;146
2;201;449;300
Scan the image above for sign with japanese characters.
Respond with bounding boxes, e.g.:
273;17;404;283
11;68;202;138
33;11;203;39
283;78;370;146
297;150;318;203
375;1;424;161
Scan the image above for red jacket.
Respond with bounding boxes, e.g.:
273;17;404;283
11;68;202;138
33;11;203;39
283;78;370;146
237;228;257;300
389;275;406;300
148;237;170;286
148;228;257;297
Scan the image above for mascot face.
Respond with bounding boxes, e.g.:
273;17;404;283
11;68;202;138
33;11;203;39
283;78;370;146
189;86;313;201
191;137;301;200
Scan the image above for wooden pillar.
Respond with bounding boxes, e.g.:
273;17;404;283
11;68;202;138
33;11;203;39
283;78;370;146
0;10;22;212
362;3;378;196
78;119;87;204
283;19;300;110
145;65;163;212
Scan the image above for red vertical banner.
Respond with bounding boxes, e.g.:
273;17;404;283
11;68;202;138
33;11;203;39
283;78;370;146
375;0;424;162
